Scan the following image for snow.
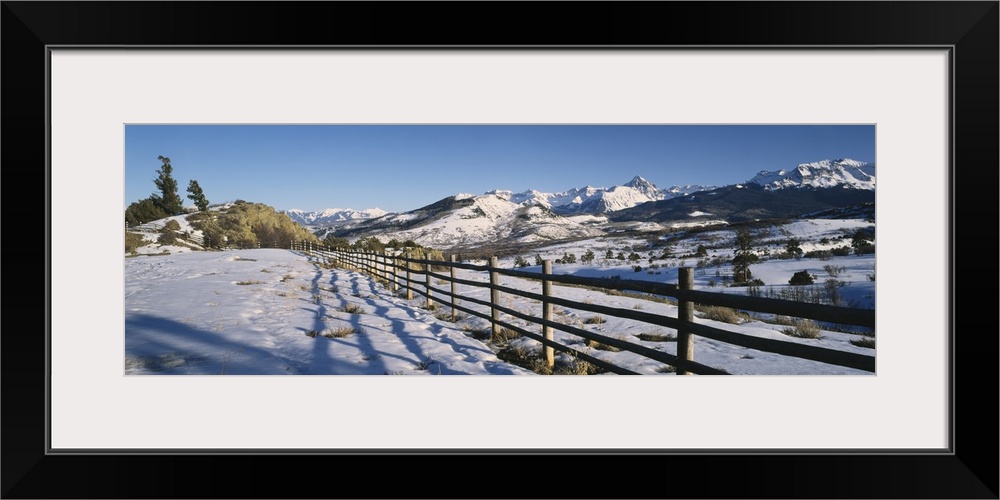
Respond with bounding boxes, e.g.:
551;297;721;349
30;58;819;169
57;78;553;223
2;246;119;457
503;177;713;214
127;213;205;255
126;250;534;375
749;158;875;190
284;207;389;227
126;215;876;375
369;193;605;248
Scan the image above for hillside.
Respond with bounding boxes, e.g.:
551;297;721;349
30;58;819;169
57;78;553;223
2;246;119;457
126;201;319;255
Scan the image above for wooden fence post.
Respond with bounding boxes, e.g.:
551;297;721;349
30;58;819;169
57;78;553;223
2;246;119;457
425;257;433;310
391;251;399;295
542;259;554;368
405;250;413;300
450;255;458;322
490;256;500;337
677;267;695;375
377;250;384;284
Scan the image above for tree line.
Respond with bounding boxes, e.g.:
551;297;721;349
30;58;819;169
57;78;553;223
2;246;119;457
125;156;209;227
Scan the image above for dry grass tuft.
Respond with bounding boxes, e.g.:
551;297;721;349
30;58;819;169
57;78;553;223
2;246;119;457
781;319;823;339
697;305;746;324
496;346;552;375
584;335;624;352
322;326;358;338
850;337;875;349
636;332;677;342
342;303;366;315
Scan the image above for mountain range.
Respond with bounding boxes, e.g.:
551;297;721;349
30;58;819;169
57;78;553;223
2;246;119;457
284;207;388;227
288;158;875;250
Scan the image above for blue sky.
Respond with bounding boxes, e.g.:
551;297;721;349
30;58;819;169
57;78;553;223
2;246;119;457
125;125;875;213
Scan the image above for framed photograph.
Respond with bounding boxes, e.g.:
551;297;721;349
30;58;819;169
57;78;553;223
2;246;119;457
5;2;996;498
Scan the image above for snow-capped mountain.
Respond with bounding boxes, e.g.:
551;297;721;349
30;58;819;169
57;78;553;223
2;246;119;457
334;193;606;249
317;162;874;250
492;176;714;215
284;207;389;227
748;159;875;191
612;159;876;226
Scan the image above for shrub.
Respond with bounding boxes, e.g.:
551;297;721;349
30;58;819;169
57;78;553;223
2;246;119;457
823;265;847;277
163;219;181;231
124;197;169;227
584;315;605;325
788;270;815;286
781;319;822;339
125;231;147;253
513;255;529;268
855;243;876;255
805;249;833;261
831;246;852;257
823;279;846;306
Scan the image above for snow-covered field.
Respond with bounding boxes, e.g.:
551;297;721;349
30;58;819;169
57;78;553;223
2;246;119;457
125;225;876;375
125;250;533;375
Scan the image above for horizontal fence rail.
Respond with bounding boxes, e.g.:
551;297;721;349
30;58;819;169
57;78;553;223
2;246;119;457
291;242;876;375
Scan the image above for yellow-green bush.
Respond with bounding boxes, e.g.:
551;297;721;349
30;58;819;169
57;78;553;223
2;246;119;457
125;231;147;253
187;201;319;249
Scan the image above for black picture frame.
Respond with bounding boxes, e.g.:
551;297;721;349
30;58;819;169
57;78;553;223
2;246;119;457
4;2;997;498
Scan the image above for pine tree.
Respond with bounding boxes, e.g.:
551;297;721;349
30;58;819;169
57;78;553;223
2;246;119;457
732;228;759;284
153;156;184;215
785;237;803;259
187;179;210;211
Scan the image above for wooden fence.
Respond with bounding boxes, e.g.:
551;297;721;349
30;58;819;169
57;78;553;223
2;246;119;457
291;242;876;375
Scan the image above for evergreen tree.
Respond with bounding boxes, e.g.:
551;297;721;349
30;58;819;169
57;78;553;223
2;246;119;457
581;249;595;265
785;237;803;259
153;156;184;215
788;270;815;286
186;179;210;211
125;198;169;227
732;228;759;284
851;228;872;256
